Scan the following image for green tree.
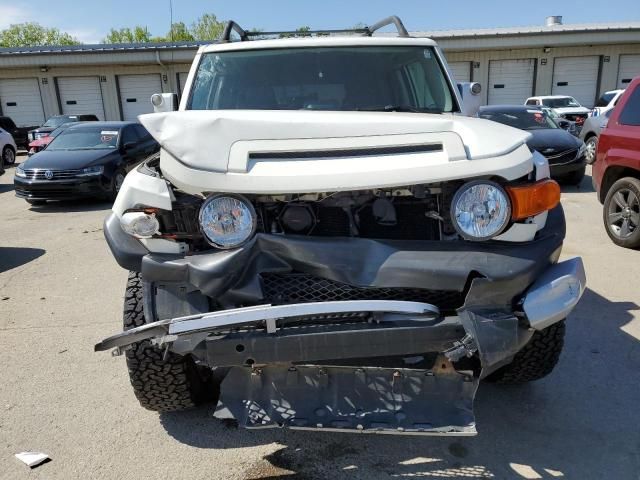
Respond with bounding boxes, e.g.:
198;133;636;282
0;22;80;47
166;22;194;42
191;13;225;41
102;26;151;44
280;26;312;38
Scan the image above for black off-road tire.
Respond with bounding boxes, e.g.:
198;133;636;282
124;271;217;412
485;321;566;384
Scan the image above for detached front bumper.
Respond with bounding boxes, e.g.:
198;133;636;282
98;204;585;435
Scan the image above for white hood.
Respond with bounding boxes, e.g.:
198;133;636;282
553;106;591;115
139;110;533;195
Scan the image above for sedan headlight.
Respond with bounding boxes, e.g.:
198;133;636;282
199;194;256;248
15;165;27;178
577;142;587;158
76;165;104;177
451;180;511;241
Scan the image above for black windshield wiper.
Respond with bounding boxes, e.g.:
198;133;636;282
355;105;443;114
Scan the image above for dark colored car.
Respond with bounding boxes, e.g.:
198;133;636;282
28;114;99;143
593;77;640;249
479;105;586;185
0;116;37;154
14;122;159;204
579;109;613;165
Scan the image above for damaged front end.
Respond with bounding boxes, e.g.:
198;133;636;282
98;183;585;434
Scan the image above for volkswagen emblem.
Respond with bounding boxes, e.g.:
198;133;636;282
44;170;54;180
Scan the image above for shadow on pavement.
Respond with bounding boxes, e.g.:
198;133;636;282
561;172;595;194
0;183;14;194
0;247;45;273
160;287;640;479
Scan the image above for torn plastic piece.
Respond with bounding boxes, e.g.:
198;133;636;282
443;333;478;362
15;452;50;468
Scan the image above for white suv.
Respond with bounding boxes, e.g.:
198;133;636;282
96;16;586;436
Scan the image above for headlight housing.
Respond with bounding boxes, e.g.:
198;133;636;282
577;142;587;158
15;165;26;178
77;165;104;177
451;180;511;241
199;194;256;249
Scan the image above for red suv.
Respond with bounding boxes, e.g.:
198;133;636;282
593;77;640;248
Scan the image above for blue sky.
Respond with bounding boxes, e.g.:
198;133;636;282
1;0;639;43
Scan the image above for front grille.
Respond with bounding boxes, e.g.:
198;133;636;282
543;148;578;165
23;168;82;180
261;273;466;312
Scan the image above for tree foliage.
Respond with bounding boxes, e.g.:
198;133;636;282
103;26;151;44
0;22;80;47
190;13;225;41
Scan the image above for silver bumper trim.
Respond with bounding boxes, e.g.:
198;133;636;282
523;257;586;331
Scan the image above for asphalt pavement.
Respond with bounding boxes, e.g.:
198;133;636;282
1;155;639;479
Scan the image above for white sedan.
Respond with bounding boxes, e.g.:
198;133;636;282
0;127;17;176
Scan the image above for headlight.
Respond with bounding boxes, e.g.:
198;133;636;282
577;142;587;157
77;165;104;177
451;180;511;241
15;165;27;178
35;133;48;140
121;211;160;238
199;194;256;249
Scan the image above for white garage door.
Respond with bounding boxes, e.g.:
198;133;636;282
118;74;162;121
0;78;45;127
177;72;190;96
448;62;471;83
488;59;535;105
57;76;105;120
618;55;640;89
552;56;600;108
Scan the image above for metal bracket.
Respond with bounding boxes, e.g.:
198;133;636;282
443;334;478;362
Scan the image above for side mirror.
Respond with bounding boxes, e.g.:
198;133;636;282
151;93;178;113
457;82;483;117
557;120;571;130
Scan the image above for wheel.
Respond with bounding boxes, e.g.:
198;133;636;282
559;165;586;186
584;136;597;165
485;321;565;384
2;146;15;165
108;170;126;201
26;199;47;206
123;271;218;412
602;177;640;249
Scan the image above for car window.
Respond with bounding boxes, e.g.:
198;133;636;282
47;127;121;150
121;126;140;145
190;46;457;113
42;116;69;128
479;109;558;130
525;99;538;106
133;124;152;141
618;87;640;126
542;97;581;108
596;92;615;107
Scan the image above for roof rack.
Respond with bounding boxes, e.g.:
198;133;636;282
219;15;410;43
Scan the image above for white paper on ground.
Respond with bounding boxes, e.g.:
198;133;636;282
15;451;50;468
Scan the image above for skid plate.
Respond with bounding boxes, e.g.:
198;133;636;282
215;363;478;435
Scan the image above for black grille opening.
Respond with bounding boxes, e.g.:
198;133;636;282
261;273;466;312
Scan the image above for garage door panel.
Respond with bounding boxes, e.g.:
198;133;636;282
0;78;45;127
618;55;640;89
118;74;162;121
447;62;471;83
552;56;600;108
57;76;105;120
488;59;535;105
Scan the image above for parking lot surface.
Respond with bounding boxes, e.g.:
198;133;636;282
1;155;639;480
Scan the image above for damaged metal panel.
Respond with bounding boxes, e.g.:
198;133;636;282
215;362;478;435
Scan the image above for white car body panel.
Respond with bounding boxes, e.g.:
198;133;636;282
0;128;17;154
525;96;590;116
592;89;624;117
139;110;532;195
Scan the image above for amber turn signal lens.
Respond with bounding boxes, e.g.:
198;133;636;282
506;179;561;220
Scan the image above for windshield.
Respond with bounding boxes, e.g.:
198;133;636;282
542;97;581;108
189;46;457;113
596;92;616;107
479;109;558;130
42;116;76;128
46;127;120;151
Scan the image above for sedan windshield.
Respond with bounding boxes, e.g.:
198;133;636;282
479;110;558;130
542;97;581;108
189;46;457;113
46;127;120;151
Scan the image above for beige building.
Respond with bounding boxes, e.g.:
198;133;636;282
0;19;639;126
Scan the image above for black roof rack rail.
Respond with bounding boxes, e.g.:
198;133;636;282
219;15;410;42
